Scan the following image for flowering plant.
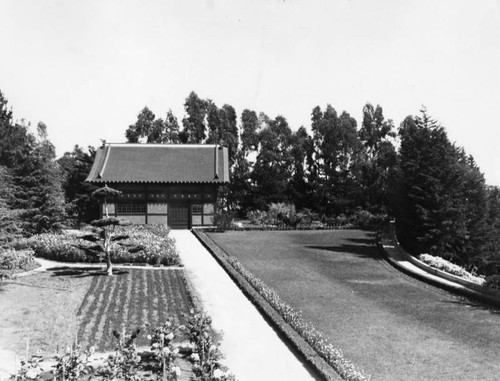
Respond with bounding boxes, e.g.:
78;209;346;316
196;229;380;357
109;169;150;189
184;310;235;381
98;329;142;381
418;253;485;285
148;318;181;380
227;256;370;381
52;345;94;381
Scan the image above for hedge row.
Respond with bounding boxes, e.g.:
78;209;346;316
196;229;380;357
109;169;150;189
28;225;180;266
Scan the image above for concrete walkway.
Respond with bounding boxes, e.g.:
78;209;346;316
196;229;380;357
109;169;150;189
170;230;317;381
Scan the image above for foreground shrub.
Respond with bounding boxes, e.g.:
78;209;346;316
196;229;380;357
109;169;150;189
0;249;38;271
184;310;235;381
28;225;180;266
227;256;370;381
15;313;234;381
484;275;500;290
213;210;234;232
418;253;485;285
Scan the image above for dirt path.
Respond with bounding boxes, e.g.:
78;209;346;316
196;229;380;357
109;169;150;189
0;272;92;377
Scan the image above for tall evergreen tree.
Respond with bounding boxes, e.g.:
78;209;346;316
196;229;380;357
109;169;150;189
5;121;66;235
182;91;208;143
358;103;397;212
240;109;260;154
58;145;99;224
311;105;362;215
394;109;490;267
164;109;181;143
252;115;294;209
125;106;157;143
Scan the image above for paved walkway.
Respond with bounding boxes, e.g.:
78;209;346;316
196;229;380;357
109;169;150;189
170;230;317;381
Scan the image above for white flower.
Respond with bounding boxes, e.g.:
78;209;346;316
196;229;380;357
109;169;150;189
213;369;225;379
25;369;38;379
166;332;174;340
172;366;181;376
146;334;152;340
162;347;171;355
191;353;200;362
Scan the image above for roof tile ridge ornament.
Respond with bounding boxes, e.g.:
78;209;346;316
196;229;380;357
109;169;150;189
98;143;111;179
214;143;219;180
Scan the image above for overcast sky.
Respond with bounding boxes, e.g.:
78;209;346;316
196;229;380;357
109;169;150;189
1;0;499;185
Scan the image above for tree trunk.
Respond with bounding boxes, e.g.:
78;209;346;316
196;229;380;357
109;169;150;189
104;228;113;276
106;251;113;276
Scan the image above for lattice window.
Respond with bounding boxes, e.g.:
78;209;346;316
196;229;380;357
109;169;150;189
192;204;203;215
116;203;146;214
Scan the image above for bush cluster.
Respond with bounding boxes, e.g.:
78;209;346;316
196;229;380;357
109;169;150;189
245;204;386;231
226;255;370;381
418;253;485;285
0;249;38;271
28;225;180;266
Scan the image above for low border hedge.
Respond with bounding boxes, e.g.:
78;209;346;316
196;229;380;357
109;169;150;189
192;228;370;381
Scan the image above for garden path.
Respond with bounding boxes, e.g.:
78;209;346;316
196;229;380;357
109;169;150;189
170;230;318;381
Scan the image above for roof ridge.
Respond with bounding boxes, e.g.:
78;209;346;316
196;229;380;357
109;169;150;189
103;143;220;148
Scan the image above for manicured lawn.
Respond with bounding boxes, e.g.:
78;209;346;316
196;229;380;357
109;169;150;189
208;230;500;381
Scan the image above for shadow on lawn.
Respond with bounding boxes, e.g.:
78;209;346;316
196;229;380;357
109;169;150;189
306;243;383;260
346;236;377;245
49;266;129;277
444;297;500;314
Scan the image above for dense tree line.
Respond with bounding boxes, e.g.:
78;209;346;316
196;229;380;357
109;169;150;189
1;87;499;276
0;91;67;244
126;91;500;275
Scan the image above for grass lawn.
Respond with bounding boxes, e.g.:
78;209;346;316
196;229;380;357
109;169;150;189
208;229;500;381
0;267;194;357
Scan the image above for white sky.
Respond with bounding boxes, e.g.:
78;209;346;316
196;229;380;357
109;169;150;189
1;0;499;185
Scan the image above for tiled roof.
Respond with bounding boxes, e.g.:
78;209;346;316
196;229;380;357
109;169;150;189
85;144;229;183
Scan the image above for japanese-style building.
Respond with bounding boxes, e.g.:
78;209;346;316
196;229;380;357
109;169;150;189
85;143;229;229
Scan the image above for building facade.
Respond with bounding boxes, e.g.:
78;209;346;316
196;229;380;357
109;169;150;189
85;143;229;229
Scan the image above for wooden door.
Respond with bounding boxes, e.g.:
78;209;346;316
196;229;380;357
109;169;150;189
169;203;189;229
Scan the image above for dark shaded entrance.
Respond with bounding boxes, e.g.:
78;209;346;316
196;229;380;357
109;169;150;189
169;203;189;229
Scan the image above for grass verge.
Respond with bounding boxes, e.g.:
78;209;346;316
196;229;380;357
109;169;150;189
193;229;368;381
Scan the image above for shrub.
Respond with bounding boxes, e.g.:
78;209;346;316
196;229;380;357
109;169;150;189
418;253;485;285
28;225;180;266
28;233;89;262
0;249;37;270
484;275;500;290
213;210;234;232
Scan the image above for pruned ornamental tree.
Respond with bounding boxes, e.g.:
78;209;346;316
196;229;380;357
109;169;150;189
85;186;129;275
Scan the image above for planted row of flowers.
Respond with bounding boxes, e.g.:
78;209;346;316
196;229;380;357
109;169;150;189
418;254;485;285
225;255;370;381
16;310;235;381
28;224;180;266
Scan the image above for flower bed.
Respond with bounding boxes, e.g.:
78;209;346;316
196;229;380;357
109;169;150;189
28;225;180;266
418;254;485;286
227;256;370;381
193;229;370;381
0;249;39;273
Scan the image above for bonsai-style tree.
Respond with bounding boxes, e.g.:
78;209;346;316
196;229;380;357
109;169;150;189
85;185;129;275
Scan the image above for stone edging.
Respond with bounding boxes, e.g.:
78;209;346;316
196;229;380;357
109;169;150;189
191;229;343;381
377;223;500;308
